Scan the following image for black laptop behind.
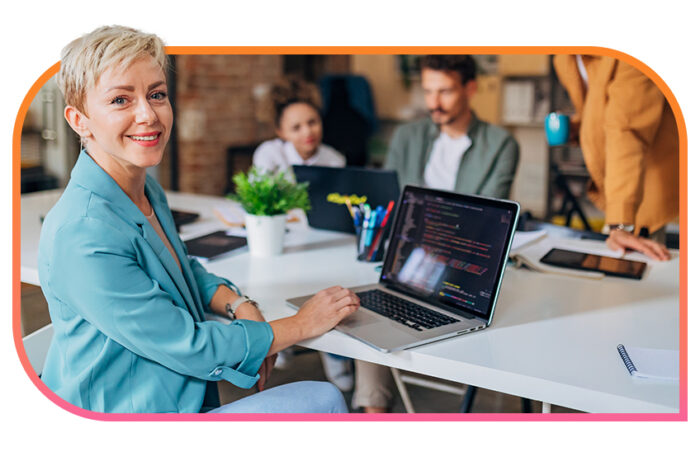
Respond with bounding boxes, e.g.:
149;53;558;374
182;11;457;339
292;165;400;233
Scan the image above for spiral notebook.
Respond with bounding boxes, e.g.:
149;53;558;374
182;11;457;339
617;344;679;382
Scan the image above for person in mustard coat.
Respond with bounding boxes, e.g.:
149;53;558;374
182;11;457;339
553;55;677;260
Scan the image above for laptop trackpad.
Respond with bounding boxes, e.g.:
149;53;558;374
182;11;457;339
339;311;380;329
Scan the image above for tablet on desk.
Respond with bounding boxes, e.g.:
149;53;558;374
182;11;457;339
184;230;246;262
540;248;646;280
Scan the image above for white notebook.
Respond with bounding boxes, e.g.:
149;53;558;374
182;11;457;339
617;344;679;382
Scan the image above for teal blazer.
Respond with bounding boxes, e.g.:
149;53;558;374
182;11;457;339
39;151;273;413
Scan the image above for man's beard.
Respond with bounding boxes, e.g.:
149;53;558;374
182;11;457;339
430;108;456;126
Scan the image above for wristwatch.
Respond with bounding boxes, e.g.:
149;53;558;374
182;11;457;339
604;223;635;234
225;295;259;320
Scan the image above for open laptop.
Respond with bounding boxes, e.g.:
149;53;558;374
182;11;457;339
292;165;400;234
287;185;520;352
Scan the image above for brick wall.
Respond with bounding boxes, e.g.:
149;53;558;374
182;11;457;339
175;55;283;195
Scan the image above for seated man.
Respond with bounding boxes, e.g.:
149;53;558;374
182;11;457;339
355;55;520;413
384;54;519;198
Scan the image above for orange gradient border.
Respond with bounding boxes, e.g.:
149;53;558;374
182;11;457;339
12;46;688;421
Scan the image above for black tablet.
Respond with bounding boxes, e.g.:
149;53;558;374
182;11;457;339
540;248;646;280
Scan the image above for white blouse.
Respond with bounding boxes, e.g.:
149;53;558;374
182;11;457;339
252;138;346;175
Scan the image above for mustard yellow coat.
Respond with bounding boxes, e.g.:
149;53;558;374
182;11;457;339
553;55;679;234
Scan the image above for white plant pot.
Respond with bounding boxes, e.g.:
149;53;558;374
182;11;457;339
245;213;286;257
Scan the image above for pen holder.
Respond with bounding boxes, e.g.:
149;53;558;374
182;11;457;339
356;226;387;262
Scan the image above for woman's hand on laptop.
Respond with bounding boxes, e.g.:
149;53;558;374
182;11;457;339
266;286;360;357
296;286;360;338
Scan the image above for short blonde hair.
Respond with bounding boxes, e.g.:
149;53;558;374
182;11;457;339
57;25;168;113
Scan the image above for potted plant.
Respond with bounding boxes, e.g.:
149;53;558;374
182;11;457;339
229;168;310;257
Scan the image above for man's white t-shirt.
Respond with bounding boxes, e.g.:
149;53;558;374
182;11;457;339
423;132;472;191
252;138;345;174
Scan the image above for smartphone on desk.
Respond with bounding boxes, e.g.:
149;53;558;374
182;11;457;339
540;248;646;280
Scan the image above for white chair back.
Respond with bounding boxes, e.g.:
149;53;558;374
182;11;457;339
22;323;53;376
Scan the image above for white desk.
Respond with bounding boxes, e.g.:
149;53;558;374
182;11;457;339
21;189;681;413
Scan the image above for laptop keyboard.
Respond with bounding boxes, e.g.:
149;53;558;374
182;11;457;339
357;289;459;331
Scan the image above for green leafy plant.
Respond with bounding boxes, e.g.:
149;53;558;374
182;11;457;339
229;168;310;216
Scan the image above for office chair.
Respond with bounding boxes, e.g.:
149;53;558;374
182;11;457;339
22;323;54;377
225;144;258;195
319;75;377;167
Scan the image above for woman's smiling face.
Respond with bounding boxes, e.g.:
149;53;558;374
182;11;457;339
78;57;172;171
276;102;323;160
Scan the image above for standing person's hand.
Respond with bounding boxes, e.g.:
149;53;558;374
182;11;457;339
606;229;671;261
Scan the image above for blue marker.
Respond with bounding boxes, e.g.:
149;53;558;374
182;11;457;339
353;209;362;228
365;209;378;248
358;204;371;255
374;206;385;229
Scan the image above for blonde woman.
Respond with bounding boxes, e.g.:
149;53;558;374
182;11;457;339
38;25;359;413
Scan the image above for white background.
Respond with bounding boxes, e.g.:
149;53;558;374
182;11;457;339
1;1;695;464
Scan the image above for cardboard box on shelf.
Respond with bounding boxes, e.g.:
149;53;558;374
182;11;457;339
499;55;550;76
471;75;502;124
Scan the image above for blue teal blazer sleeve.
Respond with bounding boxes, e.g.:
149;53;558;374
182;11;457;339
48;216;273;387
187;255;240;305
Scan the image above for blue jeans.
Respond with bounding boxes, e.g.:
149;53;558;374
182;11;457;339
208;381;348;413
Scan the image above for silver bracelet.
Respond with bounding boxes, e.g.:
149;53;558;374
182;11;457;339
225;295;258;320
